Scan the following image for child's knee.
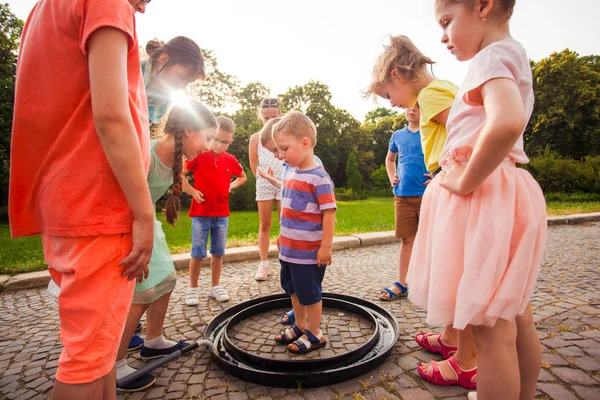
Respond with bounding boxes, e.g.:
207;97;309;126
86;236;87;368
473;320;517;350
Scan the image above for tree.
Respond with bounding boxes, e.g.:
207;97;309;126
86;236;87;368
186;49;240;110
366;114;408;167
0;3;24;212
345;152;363;192
526;49;600;158
364;107;398;123
278;81;376;188
238;81;270;110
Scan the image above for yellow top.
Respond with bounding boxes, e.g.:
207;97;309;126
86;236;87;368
417;79;458;173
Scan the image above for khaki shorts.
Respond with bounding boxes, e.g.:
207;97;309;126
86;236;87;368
394;196;422;239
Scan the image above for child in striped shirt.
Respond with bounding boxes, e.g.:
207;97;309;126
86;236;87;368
271;112;336;354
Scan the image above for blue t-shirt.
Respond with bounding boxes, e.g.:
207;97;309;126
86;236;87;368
389;128;428;197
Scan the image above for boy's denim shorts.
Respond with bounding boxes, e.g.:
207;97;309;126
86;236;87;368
280;259;326;306
191;217;228;259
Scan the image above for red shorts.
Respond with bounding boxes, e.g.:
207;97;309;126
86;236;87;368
42;233;135;384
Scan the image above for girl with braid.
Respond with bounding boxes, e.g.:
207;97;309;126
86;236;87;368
115;101;218;392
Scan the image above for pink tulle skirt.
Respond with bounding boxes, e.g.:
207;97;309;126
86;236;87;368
407;161;547;329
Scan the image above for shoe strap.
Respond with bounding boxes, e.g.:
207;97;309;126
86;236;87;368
212;286;227;295
304;329;323;343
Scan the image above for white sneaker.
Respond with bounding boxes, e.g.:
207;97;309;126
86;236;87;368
185;287;199;306
467;392;477;400
209;285;230;302
254;261;270;281
47;279;60;298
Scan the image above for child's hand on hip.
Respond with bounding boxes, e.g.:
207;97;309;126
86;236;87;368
317;246;332;267
391;173;399;187
439;158;470;195
423;173;433;186
119;214;154;282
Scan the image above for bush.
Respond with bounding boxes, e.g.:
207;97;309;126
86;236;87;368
345;153;363;193
371;165;391;194
335;187;367;201
523;149;598;193
229;167;258;211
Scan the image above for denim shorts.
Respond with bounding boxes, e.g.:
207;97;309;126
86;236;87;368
191;217;228;259
280;259;326;306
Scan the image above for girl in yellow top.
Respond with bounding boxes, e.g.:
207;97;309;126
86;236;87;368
366;35;478;387
367;36;457;176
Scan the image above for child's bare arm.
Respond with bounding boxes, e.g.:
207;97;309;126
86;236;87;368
180;166;204;203
88;27;153;281
229;170;248;192
317;209;336;266
385;150;399;187
440;78;526;195
248;134;259;176
431;107;451;127
257;167;282;189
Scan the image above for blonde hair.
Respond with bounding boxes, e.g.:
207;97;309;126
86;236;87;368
216;115;235;134
365;35;434;99
435;0;516;20
260;117;282;146
272;112;317;147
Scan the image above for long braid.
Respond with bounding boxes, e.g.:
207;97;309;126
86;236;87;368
162;100;217;225
165;130;184;225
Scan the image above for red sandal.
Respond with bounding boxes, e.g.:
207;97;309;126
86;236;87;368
415;332;458;359
417;356;477;389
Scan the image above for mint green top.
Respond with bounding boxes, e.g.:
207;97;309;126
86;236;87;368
135;140;176;293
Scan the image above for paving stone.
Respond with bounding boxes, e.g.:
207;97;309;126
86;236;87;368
556;346;585;357
542;353;570;366
537;369;556;381
301;386;336;400
552;367;597;385
396;388;435;400
580;330;600;338
362;386;400;399
537;383;578;400
570;356;600;371
572;385;600;400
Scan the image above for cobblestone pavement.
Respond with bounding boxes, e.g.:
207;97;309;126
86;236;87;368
1;223;599;400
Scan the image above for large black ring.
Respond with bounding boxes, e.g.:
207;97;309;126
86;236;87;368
204;293;399;388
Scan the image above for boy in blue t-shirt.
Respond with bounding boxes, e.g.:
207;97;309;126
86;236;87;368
380;104;428;301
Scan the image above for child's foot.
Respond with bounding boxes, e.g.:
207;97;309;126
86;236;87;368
140;338;190;360
417;356;477;389
116;358;156;392
280;309;295;325
287;330;327;354
275;324;303;344
254;261;270;281
127;334;144;352
380;281;408;301
468;392;477;400
209;285;230;302
185;287;200;306
415;332;457;359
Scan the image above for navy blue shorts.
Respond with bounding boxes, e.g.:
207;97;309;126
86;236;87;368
280;259;326;306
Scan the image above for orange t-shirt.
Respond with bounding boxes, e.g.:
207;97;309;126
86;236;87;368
9;0;150;238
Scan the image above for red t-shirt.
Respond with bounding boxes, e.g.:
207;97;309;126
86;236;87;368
185;151;243;217
9;0;149;238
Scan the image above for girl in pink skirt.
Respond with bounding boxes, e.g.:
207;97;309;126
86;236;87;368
408;1;547;399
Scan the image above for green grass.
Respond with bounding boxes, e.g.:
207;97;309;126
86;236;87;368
2;195;600;275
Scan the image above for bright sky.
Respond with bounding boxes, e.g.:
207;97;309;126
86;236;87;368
9;0;600;121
